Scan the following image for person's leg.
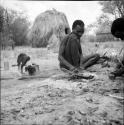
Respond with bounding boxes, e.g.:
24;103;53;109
21;64;24;73
21;57;30;73
81;54;100;69
17;58;21;72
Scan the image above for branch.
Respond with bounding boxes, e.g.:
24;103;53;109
115;0;124;17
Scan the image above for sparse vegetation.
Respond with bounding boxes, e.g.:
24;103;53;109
1;41;124;125
0;1;124;124
0;5;30;50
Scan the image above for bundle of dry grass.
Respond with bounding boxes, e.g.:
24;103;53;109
28;9;71;48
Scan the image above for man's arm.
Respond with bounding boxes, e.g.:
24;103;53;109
58;46;75;70
70;39;81;68
58;37;75;71
58;55;75;70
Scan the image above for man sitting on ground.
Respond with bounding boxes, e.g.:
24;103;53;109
58;20;100;73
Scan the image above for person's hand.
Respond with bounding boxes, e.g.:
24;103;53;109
73;68;79;74
77;66;85;72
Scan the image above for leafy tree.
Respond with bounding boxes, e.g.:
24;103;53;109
0;5;10;48
99;0;124;19
0;5;4;32
86;0;124;42
10;16;30;46
0;5;30;48
96;14;112;33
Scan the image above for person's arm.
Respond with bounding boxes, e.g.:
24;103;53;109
58;40;75;71
58;56;75;70
70;38;81;68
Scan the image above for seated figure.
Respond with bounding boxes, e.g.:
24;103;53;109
109;17;124;79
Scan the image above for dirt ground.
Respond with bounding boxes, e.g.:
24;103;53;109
1;43;124;125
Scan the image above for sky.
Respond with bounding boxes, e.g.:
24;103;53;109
1;0;103;29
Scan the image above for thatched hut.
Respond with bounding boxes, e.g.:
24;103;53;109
28;9;71;49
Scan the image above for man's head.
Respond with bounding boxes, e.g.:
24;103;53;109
72;20;85;38
111;17;124;40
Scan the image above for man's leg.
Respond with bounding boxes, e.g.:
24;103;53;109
81;54;100;69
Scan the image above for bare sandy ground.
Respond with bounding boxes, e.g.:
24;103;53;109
1;45;124;125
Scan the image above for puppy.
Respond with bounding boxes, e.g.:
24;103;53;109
17;53;30;73
25;64;39;75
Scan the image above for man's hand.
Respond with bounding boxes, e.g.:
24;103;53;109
70;66;85;73
76;66;85;73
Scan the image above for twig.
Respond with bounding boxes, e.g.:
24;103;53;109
117;47;124;66
108;94;124;100
119;47;124;55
